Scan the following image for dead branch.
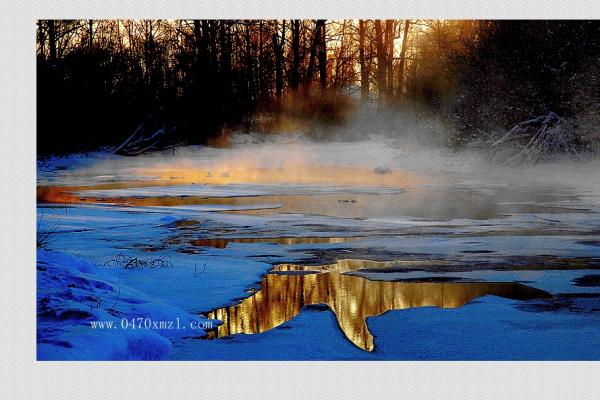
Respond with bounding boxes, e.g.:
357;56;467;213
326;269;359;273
488;112;583;162
114;108;178;156
103;254;173;270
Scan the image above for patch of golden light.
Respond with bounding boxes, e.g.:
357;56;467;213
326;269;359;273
137;163;424;188
206;263;552;351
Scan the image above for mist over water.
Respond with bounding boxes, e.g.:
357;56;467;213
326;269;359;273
47;114;600;204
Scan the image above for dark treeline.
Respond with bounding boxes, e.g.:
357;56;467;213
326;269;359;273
37;20;600;157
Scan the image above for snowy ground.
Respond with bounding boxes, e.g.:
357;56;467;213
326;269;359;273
36;139;600;360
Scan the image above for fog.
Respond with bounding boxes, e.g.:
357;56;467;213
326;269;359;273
44;107;600;205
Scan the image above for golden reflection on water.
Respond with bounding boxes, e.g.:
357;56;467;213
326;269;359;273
206;265;552;351
38;183;573;220
37;186;421;219
141;164;424;188
37;158;424;210
190;236;362;249
276;259;453;273
37;163;423;206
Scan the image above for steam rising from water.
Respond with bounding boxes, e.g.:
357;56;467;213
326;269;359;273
41;112;600;203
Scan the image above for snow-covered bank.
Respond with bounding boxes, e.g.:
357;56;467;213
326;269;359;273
173;291;600;361
37;249;219;360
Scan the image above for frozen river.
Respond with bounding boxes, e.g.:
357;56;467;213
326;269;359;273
36;140;600;360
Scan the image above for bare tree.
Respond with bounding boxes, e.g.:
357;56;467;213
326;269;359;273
396;19;411;101
358;20;369;103
374;20;386;106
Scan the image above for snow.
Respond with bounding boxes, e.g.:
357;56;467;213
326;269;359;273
368;296;600;360
37;249;220;360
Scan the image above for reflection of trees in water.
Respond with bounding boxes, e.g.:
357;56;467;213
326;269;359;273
191;236;360;249
206;268;551;351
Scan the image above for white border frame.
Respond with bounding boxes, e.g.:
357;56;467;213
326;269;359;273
2;1;600;399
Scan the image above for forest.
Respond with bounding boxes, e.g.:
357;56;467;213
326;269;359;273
37;20;600;159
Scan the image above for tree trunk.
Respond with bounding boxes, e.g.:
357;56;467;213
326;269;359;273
48;20;56;63
358;20;368;103
317;20;327;91
290;20;300;92
385;20;394;100
374;20;386;107
244;21;253;104
88;20;94;52
219;21;232;116
258;20;264;101
37;21;46;60
272;20;285;100
306;20;321;87
396;19;410;101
